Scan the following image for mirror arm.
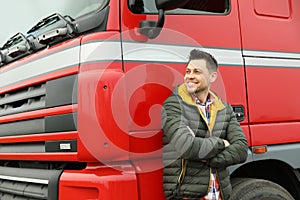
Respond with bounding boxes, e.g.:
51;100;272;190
156;9;166;29
139;9;165;39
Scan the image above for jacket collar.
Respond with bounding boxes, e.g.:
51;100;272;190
177;83;226;111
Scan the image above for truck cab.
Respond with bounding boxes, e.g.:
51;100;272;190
0;0;300;199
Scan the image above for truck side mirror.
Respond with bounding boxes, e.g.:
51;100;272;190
139;9;165;39
139;0;189;39
155;0;189;10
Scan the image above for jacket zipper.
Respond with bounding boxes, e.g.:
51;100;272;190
207;108;224;199
177;159;187;184
196;97;224;199
206;167;212;195
172;158;187;198
215;170;225;200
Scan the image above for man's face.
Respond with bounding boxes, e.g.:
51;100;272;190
184;59;217;95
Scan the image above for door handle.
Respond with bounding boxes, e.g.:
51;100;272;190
232;105;245;122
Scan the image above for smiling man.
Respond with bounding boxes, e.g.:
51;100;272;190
184;54;217;102
161;49;248;200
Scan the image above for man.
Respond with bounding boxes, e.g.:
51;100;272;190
161;49;248;200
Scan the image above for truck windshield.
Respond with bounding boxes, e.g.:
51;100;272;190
0;0;108;46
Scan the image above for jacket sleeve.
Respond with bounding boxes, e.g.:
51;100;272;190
208;106;248;168
162;96;226;160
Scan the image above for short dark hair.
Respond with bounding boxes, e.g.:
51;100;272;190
188;49;218;72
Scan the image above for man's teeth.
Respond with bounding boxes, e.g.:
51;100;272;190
188;82;196;86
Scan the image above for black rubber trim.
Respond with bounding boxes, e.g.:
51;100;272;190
0;118;44;136
45;113;77;133
0;142;44;153
45;140;77;152
0;140;78;153
0;112;77;137
45;74;78;108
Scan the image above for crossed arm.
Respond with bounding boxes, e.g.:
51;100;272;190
162;100;248;168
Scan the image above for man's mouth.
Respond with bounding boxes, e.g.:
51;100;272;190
187;82;198;87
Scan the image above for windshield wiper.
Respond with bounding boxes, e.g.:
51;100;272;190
0;13;77;67
0;6;109;67
0;32;34;66
27;13;77;45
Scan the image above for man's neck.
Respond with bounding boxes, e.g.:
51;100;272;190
194;90;209;104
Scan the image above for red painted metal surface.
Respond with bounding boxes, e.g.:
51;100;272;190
238;0;300;52
58;163;139;200
0;105;77;123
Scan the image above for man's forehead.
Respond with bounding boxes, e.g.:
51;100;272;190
186;59;207;69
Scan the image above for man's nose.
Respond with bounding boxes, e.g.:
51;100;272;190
186;72;195;79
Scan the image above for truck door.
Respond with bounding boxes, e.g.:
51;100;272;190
120;0;247;199
238;0;300;147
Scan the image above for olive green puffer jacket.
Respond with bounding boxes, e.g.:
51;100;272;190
162;84;248;200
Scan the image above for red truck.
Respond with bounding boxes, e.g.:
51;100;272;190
0;0;299;199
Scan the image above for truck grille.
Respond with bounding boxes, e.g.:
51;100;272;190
0;74;78;117
0;83;46;117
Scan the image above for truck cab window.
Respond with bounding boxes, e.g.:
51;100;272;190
129;0;229;14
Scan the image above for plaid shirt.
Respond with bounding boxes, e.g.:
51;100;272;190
201;168;222;200
187;94;223;200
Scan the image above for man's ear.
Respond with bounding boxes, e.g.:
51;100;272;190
209;72;218;83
